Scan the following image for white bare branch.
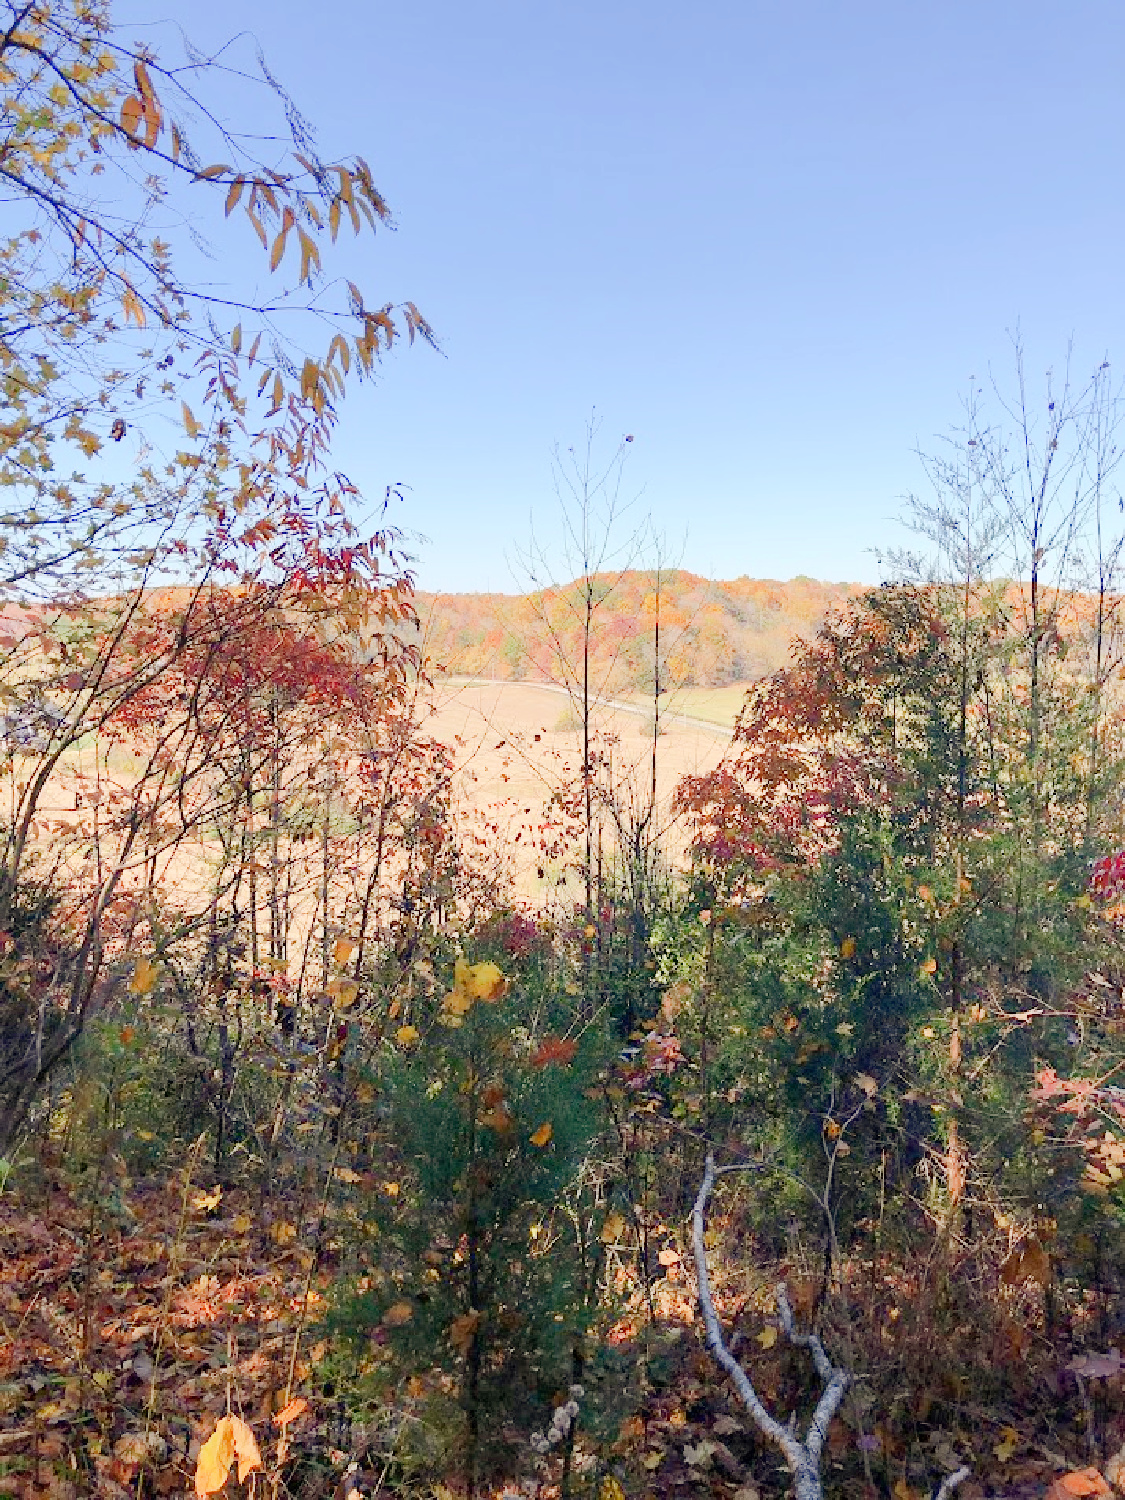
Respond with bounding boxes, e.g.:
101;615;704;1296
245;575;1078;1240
930;1465;971;1500
692;1152;850;1500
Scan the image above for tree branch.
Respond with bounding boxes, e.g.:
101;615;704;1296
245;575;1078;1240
692;1151;850;1500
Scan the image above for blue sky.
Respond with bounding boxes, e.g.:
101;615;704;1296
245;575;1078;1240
160;0;1125;592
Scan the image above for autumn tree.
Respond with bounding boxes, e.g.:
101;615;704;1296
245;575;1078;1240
676;575;1125;1292
0;0;431;1153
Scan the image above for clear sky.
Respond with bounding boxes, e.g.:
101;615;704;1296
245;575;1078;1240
154;0;1125;592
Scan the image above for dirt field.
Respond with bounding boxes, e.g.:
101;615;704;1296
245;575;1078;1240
422;677;735;899
16;676;738;938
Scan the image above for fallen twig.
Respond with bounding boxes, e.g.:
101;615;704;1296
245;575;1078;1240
692;1152;850;1500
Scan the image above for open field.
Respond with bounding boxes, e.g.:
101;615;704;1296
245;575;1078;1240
617;682;751;730
14;675;735;926
424;676;733;896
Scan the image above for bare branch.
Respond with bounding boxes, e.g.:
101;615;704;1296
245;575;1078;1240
692;1152;850;1500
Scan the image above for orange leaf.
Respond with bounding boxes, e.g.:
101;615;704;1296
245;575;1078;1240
120;94;143;141
530;1122;553;1147
274;1397;308;1428
530;1036;578;1069
228;1416;261;1484
999;1237;1051;1288
134;58;156;107
449;1310;481;1356
1046;1470;1111;1498
141;97;161;150
382;1301;413;1327
123;286;146;328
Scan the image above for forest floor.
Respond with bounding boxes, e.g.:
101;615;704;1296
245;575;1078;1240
2;1150;1121;1500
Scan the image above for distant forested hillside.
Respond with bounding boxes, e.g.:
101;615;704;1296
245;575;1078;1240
416;571;861;688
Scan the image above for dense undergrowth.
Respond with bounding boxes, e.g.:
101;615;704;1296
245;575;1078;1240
0;5;1124;1497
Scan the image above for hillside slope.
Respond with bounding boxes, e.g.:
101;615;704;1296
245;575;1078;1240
416;572;861;691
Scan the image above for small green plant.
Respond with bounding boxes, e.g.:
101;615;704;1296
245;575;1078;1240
332;946;611;1495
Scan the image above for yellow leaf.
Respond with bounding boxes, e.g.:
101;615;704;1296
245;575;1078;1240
333;936;358;965
599;1477;625;1500
756;1326;778;1349
600;1211;626;1243
919;957;937;977
327;978;360;1008
225;176;245;216
181;402;200;439
231;1213;253;1234
271;1220;297;1245
298;228;320;286
191;1186;222;1212
329;332;351;374
230;322;242;355
269;227;288;271
824;1118;842;1139
530;1122;553;1147
840;936;856;958
195;1417;235;1496
993;1427;1019;1462
466;961;506;1001
129;957;160;995
382;1301;413;1327
395;1025;420;1047
122;286;146;328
